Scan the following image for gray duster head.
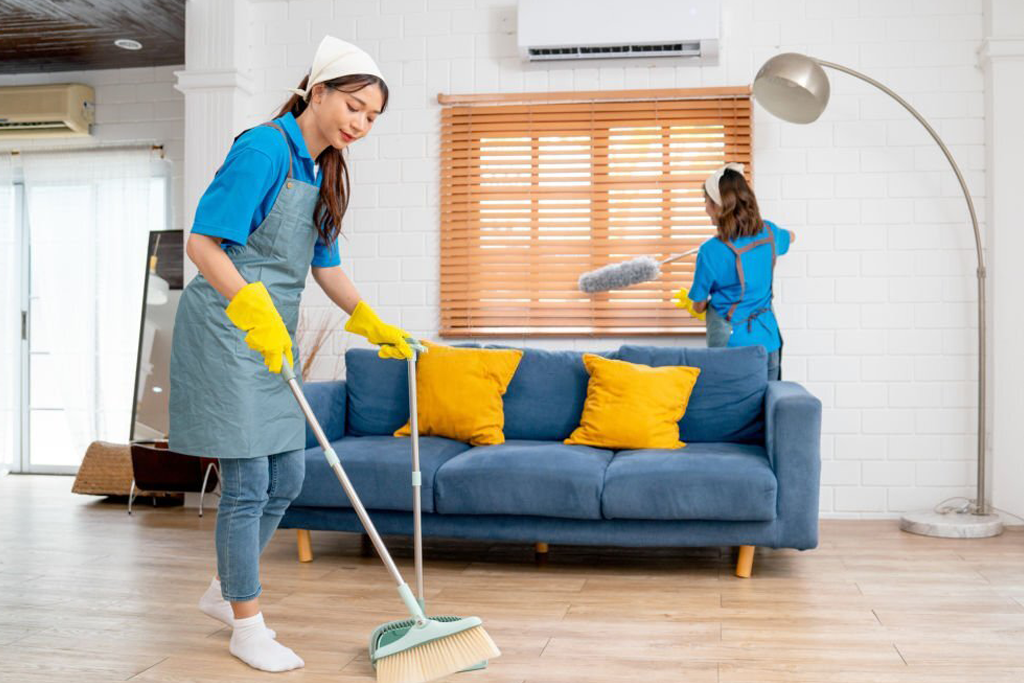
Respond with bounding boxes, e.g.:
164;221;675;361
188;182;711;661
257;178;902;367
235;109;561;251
578;256;662;293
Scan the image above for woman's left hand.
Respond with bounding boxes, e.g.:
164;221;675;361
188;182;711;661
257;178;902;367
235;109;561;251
344;300;415;359
672;287;707;321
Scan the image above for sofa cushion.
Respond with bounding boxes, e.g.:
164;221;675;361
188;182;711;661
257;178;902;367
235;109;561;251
484;346;617;441
302;380;346;449
434;440;614;520
602;442;777;521
345;349;409;436
617;345;767;443
565;354;701;450
294;435;470;513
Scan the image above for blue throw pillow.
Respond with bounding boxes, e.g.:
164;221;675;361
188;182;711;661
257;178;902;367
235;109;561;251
481;348;614;444
617;345;767;443
344;349;409;436
344;343;482;436
484;346;617;441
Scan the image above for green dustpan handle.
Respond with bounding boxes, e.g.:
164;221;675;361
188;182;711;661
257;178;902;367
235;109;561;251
278;352;428;624
405;337;427;355
375;337;426;357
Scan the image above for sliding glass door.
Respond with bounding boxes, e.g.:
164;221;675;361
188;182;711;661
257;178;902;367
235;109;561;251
0;157;15;475
2;149;169;474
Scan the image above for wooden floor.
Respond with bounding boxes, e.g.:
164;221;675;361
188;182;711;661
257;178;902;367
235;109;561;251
2;475;1024;682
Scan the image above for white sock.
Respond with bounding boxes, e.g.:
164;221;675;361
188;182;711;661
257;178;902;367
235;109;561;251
198;578;275;638
229;613;304;673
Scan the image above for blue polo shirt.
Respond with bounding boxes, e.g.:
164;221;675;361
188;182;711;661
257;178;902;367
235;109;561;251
689;220;790;353
191;112;341;268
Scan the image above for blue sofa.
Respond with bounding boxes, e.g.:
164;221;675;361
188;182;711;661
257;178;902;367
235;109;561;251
279;344;822;577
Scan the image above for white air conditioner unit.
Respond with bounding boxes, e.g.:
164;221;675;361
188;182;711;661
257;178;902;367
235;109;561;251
0;84;95;139
517;0;719;64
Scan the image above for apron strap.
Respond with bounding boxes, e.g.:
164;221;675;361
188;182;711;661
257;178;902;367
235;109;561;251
260;121;294;179
721;226;778;323
722;240;743;322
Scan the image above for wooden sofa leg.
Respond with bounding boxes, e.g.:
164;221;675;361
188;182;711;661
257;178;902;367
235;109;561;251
535;542;549;566
297;529;313;563
736;545;754;578
360;533;373;557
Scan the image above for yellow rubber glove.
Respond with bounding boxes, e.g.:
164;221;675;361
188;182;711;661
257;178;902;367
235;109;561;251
344;301;414;360
672;286;706;321
225;282;293;374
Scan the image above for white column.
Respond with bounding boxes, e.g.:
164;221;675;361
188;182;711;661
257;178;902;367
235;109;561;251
174;0;254;280
982;0;1024;521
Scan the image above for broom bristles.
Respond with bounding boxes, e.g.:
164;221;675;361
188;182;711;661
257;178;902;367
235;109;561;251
375;624;500;683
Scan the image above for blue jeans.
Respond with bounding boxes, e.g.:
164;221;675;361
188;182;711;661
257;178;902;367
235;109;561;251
766;349;781;382
216;449;305;602
706;307;782;381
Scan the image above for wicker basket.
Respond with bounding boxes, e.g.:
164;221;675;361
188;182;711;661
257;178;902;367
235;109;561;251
72;440;168;497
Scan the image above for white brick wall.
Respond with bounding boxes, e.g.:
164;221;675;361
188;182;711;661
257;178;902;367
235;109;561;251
0;66;186;229
243;0;987;518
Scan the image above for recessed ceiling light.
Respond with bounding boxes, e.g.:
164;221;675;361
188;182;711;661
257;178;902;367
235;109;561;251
114;39;143;50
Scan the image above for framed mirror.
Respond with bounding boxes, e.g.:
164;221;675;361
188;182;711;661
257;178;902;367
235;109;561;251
130;229;184;442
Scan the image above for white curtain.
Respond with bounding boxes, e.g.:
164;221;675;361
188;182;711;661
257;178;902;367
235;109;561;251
22;148;167;469
0;154;15;474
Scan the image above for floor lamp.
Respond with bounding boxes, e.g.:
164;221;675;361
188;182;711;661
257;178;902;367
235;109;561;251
751;53;1002;538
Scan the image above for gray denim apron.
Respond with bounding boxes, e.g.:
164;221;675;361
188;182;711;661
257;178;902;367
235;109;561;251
169;122;319;459
705;227;784;379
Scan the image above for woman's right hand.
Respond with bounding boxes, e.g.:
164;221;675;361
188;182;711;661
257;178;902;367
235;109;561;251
185;233;249;301
225;281;293;374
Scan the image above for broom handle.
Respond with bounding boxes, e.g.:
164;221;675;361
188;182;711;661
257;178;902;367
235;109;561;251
281;359;427;623
660;247;700;266
407;352;425;606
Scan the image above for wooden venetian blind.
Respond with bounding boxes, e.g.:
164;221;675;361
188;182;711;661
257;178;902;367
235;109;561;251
439;86;752;337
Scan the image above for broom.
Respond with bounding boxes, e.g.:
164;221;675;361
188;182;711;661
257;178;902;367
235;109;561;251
369;346;489;673
281;356;500;683
577;246;701;293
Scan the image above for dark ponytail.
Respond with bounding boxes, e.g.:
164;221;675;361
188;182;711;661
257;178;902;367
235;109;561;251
276;73;389;247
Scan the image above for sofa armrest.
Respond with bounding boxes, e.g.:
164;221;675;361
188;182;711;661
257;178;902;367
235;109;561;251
301;380;347;449
765;381;822;548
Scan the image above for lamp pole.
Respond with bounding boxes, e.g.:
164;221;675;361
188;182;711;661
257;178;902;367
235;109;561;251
753;54;1000;537
814;60;988;518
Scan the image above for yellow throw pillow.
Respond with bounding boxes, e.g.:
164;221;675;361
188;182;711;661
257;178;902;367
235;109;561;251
565;354;701;450
395;341;523;446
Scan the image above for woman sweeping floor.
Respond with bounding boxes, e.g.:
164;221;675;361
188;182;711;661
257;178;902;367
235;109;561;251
169;36;414;673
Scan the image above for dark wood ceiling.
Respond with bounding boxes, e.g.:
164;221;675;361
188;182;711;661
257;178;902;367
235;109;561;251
0;0;184;74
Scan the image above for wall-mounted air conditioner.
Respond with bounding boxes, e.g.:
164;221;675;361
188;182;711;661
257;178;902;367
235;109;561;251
517;0;719;64
0;84;95;139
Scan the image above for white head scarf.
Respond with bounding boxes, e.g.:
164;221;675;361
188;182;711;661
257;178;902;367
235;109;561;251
288;36;384;102
704;162;746;207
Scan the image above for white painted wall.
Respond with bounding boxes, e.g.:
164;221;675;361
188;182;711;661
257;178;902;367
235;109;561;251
232;0;1001;520
13;3;1007;523
0;65;186;228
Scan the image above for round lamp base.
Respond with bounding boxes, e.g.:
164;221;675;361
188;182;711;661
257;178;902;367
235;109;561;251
900;509;1004;539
